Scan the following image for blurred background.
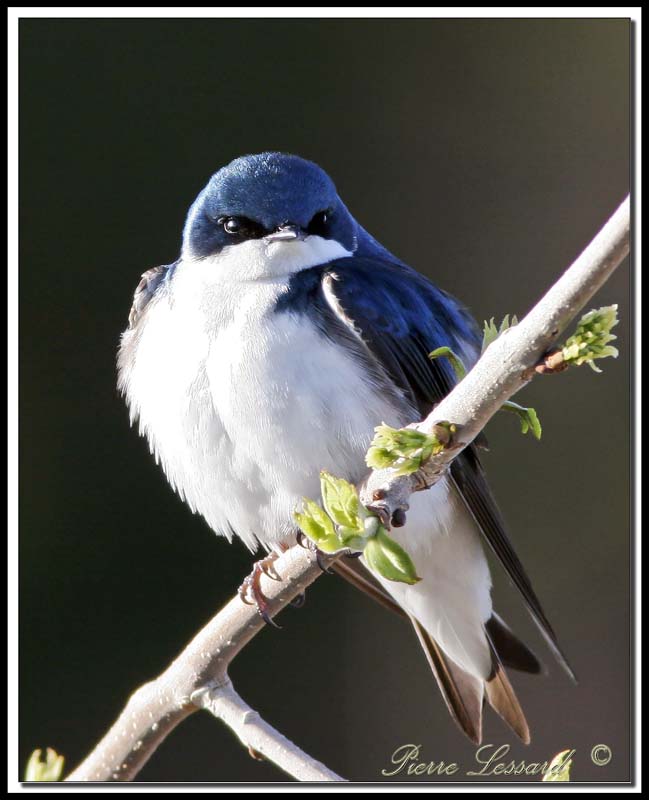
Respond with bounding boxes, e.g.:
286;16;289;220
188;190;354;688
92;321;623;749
19;18;631;784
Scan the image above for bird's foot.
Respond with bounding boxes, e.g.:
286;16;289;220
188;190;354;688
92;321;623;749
296;531;334;573
238;552;283;627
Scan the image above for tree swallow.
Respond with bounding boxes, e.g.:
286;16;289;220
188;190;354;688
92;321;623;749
118;153;573;745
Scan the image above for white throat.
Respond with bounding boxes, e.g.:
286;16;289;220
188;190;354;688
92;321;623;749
180;235;352;284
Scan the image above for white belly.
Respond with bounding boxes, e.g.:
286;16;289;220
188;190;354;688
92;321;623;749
119;245;493;677
119;257;412;550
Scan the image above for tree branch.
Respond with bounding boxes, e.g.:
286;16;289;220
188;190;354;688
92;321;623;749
194;680;343;781
66;543;340;782
361;195;630;518
65;195;629;783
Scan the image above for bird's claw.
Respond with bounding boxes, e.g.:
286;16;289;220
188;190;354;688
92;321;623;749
316;550;333;574
290;592;306;608
238;553;283;628
295;530;334;573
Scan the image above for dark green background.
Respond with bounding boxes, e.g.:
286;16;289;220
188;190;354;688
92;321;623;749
20;18;631;783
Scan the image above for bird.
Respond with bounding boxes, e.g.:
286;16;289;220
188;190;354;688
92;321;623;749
117;152;574;746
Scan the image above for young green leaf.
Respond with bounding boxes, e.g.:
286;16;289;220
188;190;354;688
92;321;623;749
293;499;341;553
335;529;368;551
25;749;65;782
429;346;467;380
366;423;449;476
363;527;421;585
482;314;519;353
295;470;422;569
319;471;364;531
482;317;499;351
560;305;619;372
502;401;542;440
364;445;398;470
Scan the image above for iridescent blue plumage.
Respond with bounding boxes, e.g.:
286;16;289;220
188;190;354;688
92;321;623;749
183;152;357;259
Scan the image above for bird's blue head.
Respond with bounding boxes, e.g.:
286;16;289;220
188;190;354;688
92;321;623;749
182;153;358;261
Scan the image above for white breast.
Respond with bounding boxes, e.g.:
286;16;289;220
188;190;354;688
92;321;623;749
118;237;495;678
119;237;411;550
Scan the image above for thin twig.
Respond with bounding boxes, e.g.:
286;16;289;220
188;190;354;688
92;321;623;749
66;195;629;783
194;680;344;781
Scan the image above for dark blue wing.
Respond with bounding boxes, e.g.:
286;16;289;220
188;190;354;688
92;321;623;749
127;263;176;329
319;258;480;413
297;255;574;680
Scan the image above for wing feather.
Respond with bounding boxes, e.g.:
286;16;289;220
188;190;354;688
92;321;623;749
318;256;573;677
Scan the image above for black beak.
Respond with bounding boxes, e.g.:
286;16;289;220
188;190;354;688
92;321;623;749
266;223;306;243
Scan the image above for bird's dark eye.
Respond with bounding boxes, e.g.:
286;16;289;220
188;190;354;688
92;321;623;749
307;209;332;236
216;216;265;240
224;218;241;235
